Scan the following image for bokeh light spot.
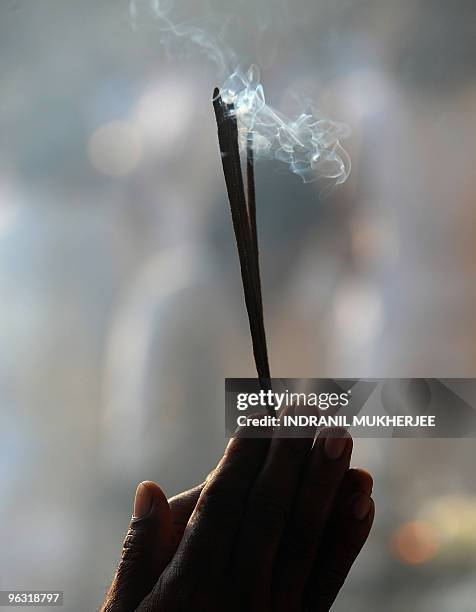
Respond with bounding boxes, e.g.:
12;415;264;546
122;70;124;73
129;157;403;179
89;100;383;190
333;281;384;346
87;121;143;176
133;81;193;149
391;520;440;565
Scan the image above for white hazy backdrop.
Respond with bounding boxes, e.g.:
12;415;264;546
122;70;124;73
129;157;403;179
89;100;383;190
1;0;476;610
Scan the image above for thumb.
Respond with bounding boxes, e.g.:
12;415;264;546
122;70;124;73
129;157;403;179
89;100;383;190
102;481;173;612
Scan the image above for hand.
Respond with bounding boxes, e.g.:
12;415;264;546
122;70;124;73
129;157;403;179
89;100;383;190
102;423;374;611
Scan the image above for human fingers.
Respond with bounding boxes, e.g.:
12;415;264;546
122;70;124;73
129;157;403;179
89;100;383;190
101;481;173;612
273;428;352;611
138;426;271;610
233;406;315;611
305;469;375;612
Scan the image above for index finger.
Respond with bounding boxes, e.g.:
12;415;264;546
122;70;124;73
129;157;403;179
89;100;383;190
167;422;271;573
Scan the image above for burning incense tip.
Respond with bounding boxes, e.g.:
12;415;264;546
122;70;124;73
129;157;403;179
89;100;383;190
132;1;351;189
217;65;351;187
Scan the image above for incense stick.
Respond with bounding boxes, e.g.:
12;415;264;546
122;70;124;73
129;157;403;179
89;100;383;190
245;131;270;389
213;89;271;392
246;132;263;315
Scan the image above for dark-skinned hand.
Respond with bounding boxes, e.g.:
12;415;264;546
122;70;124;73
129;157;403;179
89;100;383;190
102;419;374;612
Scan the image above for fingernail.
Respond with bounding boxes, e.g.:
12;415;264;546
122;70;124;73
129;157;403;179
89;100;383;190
133;482;153;518
323;431;349;460
352;494;372;520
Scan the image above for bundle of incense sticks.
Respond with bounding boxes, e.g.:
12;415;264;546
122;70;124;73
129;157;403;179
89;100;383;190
213;88;271;391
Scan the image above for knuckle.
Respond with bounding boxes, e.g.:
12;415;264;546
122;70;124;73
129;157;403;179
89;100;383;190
203;470;240;501
120;524;149;565
207;460;254;496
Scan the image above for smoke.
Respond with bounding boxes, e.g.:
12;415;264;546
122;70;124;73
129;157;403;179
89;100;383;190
130;0;351;187
130;0;235;73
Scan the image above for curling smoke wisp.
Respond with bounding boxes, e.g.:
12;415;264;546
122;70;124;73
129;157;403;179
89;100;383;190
130;0;351;186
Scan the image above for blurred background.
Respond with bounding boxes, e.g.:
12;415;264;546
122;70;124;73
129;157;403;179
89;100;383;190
1;0;476;609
